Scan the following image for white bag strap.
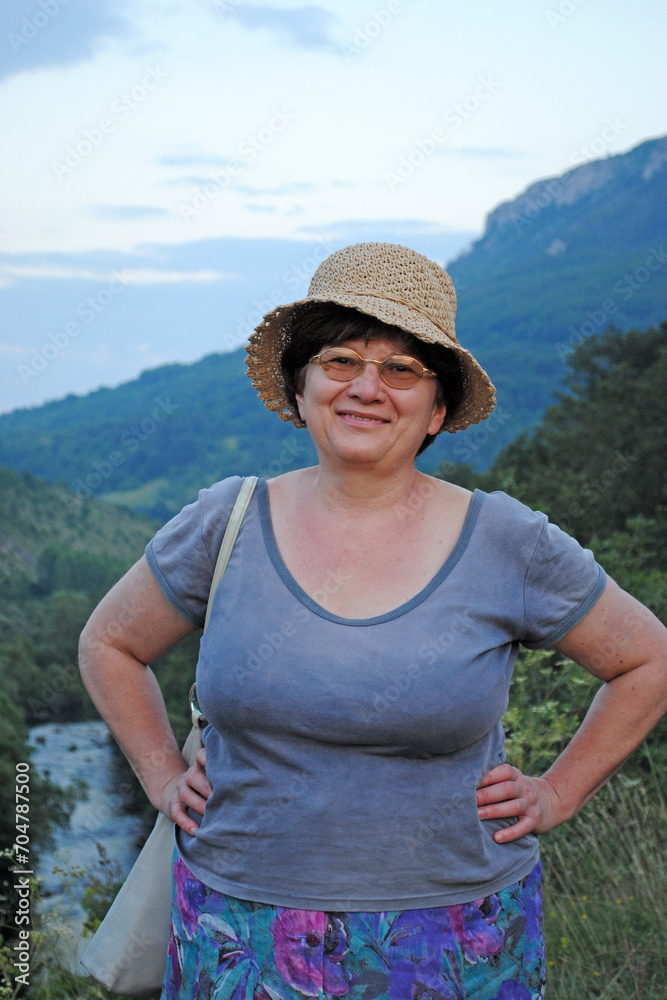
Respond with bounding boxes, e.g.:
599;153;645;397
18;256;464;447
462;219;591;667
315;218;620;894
204;476;258;632
189;477;258;729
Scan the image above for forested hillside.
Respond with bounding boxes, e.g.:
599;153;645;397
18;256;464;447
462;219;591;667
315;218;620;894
444;319;667;568
0;136;664;520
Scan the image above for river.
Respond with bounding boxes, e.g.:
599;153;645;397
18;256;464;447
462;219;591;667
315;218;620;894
28;719;146;967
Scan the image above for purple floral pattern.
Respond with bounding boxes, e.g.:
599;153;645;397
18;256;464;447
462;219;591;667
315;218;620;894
271;909;349;996
161;855;545;1000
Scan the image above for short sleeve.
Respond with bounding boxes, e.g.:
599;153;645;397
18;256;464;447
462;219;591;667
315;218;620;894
145;476;243;628
521;516;607;649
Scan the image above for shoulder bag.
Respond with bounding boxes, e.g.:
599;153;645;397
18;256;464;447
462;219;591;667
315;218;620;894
80;476;258;997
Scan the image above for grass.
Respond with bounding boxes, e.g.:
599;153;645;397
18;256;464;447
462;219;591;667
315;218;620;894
100;477;169;509
541;774;667;998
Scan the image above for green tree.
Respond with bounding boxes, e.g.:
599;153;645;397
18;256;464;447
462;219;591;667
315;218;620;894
469;320;667;561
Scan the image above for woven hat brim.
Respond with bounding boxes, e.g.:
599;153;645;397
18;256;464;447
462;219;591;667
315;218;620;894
246;292;496;433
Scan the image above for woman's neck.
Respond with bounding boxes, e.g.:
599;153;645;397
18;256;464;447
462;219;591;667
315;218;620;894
294;461;426;520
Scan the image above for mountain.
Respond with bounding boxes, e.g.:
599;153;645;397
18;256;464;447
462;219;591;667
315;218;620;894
0;136;664;518
446;134;667;460
0;351;320;521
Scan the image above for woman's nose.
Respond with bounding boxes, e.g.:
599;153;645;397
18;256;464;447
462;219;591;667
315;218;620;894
347;360;384;400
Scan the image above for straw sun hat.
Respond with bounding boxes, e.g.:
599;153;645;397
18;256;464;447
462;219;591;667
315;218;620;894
245;242;495;433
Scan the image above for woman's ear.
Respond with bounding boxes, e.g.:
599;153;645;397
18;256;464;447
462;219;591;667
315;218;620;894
427;402;447;437
295;363;310;423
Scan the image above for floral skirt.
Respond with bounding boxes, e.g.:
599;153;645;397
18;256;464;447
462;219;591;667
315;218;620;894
160;852;545;1000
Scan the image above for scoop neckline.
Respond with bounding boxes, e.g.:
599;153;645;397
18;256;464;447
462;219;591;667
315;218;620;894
257;478;485;626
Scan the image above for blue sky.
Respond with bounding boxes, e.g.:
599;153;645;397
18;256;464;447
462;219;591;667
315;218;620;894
1;0;665;412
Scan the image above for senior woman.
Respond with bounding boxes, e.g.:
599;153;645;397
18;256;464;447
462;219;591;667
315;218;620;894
79;243;667;1000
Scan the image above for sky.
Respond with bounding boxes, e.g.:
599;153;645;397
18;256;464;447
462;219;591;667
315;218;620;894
0;0;665;413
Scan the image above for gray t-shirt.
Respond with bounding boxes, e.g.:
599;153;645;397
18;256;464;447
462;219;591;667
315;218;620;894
145;476;606;909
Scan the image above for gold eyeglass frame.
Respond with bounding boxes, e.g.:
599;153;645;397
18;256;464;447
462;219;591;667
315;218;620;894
309;347;436;389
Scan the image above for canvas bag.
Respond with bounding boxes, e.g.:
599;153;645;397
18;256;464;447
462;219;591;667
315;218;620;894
80;476;258;997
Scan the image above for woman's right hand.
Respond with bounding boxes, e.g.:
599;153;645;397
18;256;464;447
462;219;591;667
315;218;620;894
158;747;212;836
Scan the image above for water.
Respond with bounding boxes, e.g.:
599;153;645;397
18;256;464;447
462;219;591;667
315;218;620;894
28;720;147;960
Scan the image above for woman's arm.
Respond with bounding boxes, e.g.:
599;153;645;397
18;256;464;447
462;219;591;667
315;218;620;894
476;577;667;842
78;555;212;835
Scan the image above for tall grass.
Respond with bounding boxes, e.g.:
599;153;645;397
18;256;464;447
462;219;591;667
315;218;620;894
541;771;666;998
505;651;666;998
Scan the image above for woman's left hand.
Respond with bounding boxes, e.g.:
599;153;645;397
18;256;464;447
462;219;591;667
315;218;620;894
476;764;565;843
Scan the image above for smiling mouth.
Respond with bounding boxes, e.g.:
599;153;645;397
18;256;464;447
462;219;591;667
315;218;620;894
337;411;389;425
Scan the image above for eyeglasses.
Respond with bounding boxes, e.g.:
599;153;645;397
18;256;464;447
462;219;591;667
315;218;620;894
309;347;436;389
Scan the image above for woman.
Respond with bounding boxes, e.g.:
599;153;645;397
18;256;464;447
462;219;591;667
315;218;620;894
79;243;667;1000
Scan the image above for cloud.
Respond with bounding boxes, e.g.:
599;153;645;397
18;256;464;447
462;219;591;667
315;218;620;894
297;217;464;238
89;205;170;221
293;219;478;268
157;160;241;188
237;181;317;196
435;147;527;158
244;203;278;214
158;174;217;189
222;4;339;51
117;269;235;284
0;263;234;285
0;0;137;82
157;153;232;168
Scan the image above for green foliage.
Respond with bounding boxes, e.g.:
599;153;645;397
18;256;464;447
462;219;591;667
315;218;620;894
49;844;125;939
1;594;101;725
502;649;598;775
426;460;481;491
503;646;666;787
0;858;128;1000
477;321;667;557
587;517;667;622
35;545;129;600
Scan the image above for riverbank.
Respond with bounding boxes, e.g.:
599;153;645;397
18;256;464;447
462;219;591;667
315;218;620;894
28;720;145;967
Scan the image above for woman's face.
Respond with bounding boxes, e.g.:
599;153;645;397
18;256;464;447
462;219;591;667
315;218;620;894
295;335;447;469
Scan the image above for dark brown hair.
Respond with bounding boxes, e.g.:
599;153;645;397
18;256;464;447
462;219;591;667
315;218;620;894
280;303;463;455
